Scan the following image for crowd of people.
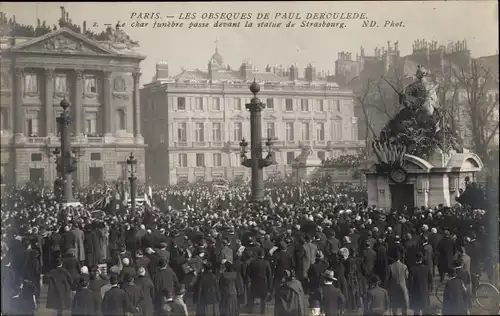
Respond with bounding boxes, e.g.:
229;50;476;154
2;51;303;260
1;178;498;316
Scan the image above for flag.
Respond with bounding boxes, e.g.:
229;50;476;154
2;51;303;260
144;192;152;207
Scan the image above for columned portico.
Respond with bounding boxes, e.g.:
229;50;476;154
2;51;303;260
14;67;24;141
132;71;142;140
2;25;146;187
103;70;113;137
74;69;83;136
44;68;54;136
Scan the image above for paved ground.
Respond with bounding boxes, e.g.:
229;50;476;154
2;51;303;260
33;273;497;316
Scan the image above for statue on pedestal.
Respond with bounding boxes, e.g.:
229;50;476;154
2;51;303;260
377;65;463;160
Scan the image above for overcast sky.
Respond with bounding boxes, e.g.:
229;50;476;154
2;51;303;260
2;1;498;85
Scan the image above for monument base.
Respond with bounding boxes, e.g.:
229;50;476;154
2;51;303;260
362;151;483;211
61;201;82;208
292;150;322;183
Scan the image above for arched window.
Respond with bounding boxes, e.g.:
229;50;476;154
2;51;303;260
116;109;126;130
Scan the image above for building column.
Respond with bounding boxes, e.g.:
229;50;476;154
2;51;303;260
44;68;54;136
14;67;25;141
132;71;142;138
103;71;113;136
74;69;83;136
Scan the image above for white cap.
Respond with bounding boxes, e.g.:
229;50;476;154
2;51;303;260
80;266;89;274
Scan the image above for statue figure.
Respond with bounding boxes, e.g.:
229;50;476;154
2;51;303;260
400;65;439;112
105;24;139;49
378;64;462;159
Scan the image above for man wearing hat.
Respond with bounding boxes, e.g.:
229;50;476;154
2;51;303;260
408;252;432;315
135;267;154;316
319;270;345;316
442;260;469;315
152;258;180;314
71;275;102;316
246;248;272;314
365;275;389;316
102;274;134;316
45;256;74;316
121;273;143;316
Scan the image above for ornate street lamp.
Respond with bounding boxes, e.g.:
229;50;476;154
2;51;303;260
240;80;276;201
126;152;138;216
55;97;77;205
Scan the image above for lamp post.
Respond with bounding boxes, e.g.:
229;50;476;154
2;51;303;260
126;152;137;216
240;80;276;201
55;97;77;205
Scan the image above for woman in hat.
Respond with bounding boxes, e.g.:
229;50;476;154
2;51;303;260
219;261;239;316
169;285;188;316
11;279;38;316
274;269;307;316
194;263;221;316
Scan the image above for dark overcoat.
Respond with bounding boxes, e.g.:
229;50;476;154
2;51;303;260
45;266;74;310
71;287;102;316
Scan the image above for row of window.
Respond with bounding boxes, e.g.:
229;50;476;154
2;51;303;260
177;151;327;168
176;121;345;142
13;110;126;136
30;152;102;162
176;96;342;112
23;73;98;94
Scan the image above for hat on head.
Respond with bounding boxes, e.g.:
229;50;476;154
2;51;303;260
369;274;380;285
138;266;146;276
176;285;187;296
79;275;90;287
80;266;89;274
322;270;337;281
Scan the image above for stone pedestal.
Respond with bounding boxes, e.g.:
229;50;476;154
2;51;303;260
292;150;322;182
362;151;484;210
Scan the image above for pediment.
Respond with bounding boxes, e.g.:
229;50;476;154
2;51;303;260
11;28;115;55
230;114;246;120
263;114;278;120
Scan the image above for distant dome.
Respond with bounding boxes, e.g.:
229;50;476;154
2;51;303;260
210;48;224;66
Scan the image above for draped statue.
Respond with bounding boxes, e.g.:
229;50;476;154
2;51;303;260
377;65;463;159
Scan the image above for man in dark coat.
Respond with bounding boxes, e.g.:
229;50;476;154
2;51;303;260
72;275;102;316
319;270;345;316
437;230;455;283
272;241;295;295
135;267;155;316
442;266;469;315
153;258;180;313
61;225;76;255
361;241;377;295
44;257;74;316
373;238;388;286
246;248;272;314
121;273;144;316
408;253;432;315
102;274;134;316
364;275;390;316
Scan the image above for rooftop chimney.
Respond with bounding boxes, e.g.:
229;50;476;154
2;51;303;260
156;61;169;80
289;64;298;81
305;63;316;81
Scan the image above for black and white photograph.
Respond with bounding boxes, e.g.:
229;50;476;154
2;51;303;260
0;1;499;315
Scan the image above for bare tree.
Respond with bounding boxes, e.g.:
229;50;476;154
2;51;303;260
436;66;463;145
355;68;408;142
454;59;499;163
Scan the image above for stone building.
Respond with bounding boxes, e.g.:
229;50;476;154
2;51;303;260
141;45;364;185
0;10;146;187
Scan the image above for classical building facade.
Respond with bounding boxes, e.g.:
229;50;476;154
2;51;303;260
0;13;146;187
141;47;364;185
